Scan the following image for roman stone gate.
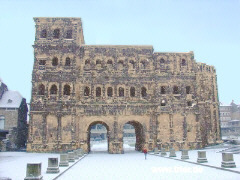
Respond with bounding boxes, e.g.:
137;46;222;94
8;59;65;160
27;17;222;154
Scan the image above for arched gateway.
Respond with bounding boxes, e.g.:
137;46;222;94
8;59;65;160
27;17;221;154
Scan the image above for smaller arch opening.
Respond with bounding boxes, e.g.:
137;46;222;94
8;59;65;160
50;85;58;95
129;60;135;69
66;29;72;39
186;86;191;94
40;29;47;38
130;87;135;97
160;58;165;64
38;84;45;95
96;87;101;97
65;57;71;66
84;87;90;96
140;61;146;69
52;57;58;66
53;29;60;39
107;87;113;97
85;59;90;66
107;60;113;65
187;101;192;106
161;86;166;94
181;59;186;66
119;87;124;97
141;87;147;97
173;86;180;94
63;85;71;95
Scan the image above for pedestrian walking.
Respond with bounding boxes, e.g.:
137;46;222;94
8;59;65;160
143;148;147;160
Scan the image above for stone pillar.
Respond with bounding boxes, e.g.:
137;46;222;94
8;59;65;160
160;148;167;156
24;163;43;180
221;153;236;168
154;147;159;154
77;149;83;157
46;158;60;173
73;150;79;160
68;152;75;162
59;154;69;167
181;150;189;160
169;148;176;157
197;151;208;163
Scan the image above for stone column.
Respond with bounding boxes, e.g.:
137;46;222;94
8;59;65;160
169;148;176;157
197;151;208;163
160;148;167;156
221;153;236;168
46;157;60;173
59;154;69;167
68;152;75;162
154;147;159;154
181;150;189;160
24;163;43;180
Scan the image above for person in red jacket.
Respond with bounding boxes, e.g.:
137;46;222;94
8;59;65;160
143;148;148;160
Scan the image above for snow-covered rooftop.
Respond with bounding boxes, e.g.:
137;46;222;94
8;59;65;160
220;102;231;106
0;90;23;108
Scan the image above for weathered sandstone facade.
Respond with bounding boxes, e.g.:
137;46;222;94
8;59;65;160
27;17;221;153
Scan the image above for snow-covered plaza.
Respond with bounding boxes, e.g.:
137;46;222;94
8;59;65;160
1;143;240;180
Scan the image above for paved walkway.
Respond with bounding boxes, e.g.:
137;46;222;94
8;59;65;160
57;151;240;180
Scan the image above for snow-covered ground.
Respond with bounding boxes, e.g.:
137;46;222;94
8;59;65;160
1;143;240;180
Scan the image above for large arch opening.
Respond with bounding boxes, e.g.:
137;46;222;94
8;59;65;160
87;121;109;153
123;121;145;153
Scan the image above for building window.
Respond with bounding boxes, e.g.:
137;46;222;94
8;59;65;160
84;87;90;96
173;86;180;94
161;86;166;94
181;59;186;66
39;60;46;65
85;60;90;65
0;115;5;129
107;60;113;65
140;61;146;69
161;100;166;106
129;60;135;69
66;30;72;39
63;85;71;95
53;29;60;39
141;87;147;97
50;85;58;95
187;101;192;106
65;57;71;66
96;59;101;65
52;57;58;66
186;86;191;94
96;87;101;97
119;87;124;97
130;87;135;97
40;29;47;38
38;84;45;95
160;58;165;64
107;87;113;97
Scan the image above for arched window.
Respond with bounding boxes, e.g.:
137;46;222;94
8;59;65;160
141;87;147;97
118;60;124;69
119;87;124;97
187;101;192;106
160;58;165;64
53;29;60;39
63;85;71;95
107;60;113;65
84;87;90;96
65;57;71;66
50;85;58;95
107;87;113;97
52;57;58;66
40;29;47;38
85;60;90;65
96;59;101;65
161;100;166;106
66;30;72;39
186;86;191;94
38;84;45;95
140;61;146;69
129;60;135;69
161;86;166;94
96;87;101;97
181;59;186;66
130;87;135;97
173;86;180;94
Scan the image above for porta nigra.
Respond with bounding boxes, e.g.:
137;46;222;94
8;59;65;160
27;17;222;153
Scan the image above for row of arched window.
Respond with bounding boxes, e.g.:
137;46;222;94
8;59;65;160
40;29;72;39
38;84;192;96
39;57;71;66
84;58;187;68
38;84;71;95
84;87;147;97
